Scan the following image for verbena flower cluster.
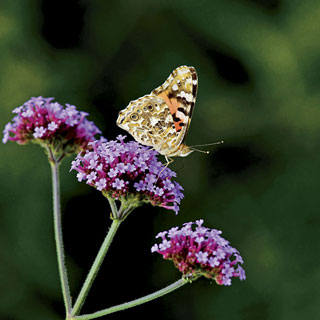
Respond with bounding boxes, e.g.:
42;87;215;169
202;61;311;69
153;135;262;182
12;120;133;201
152;220;246;285
71;135;184;214
2;96;101;155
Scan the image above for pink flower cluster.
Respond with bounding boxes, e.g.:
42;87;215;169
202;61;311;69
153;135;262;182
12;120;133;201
71;135;184;214
2;96;101;155
152;220;246;285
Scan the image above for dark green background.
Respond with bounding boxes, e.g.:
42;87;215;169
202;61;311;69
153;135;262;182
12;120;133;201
1;1;319;319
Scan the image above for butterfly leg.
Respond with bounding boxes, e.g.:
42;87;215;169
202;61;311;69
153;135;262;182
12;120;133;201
157;156;174;178
165;155;174;166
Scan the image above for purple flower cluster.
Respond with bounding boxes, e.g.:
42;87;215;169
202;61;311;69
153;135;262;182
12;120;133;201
151;220;246;285
2;96;101;155
71;135;184;214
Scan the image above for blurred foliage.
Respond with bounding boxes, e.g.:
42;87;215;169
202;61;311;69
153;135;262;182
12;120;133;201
1;0;320;319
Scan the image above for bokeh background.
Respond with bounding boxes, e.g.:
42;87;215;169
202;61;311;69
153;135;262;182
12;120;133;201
1;0;320;319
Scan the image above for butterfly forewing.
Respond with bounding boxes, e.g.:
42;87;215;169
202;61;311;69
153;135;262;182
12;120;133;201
152;66;197;142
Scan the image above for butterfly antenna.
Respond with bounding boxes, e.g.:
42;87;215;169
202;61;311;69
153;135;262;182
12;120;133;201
190;147;210;154
190;141;224;148
189;141;224;154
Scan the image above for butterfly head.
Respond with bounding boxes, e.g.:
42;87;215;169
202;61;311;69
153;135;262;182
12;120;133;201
166;144;194;157
179;144;194;157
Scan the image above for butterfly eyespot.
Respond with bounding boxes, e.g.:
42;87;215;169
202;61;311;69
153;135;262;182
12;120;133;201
143;104;154;112
130;113;139;121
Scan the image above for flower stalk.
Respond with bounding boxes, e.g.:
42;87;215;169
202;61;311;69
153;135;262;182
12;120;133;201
74;278;188;320
50;156;72;316
71;219;122;317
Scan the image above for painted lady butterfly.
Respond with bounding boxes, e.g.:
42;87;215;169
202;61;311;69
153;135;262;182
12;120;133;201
117;66;198;164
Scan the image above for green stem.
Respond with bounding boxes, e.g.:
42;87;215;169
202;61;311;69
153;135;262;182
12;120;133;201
106;195;118;219
71;219;122;317
74;278;188;320
50;161;72;316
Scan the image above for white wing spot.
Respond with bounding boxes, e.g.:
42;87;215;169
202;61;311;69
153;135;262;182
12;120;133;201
162;82;169;89
186;93;193;102
176;110;186;120
179;91;186;98
165;114;172;123
172;84;179;91
178;68;189;75
150;117;158;126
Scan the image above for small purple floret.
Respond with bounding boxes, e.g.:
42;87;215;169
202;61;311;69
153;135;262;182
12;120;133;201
71;135;184;213
2;96;101;154
152;220;246;285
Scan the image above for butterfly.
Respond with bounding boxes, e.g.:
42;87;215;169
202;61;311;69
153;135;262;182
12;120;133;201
117;66;200;164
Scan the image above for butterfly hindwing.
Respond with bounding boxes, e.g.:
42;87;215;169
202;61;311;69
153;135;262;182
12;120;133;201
117;94;176;149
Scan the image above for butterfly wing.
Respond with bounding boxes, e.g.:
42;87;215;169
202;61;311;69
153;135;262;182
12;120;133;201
151;65;198;146
117;94;177;152
116;66;198;156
